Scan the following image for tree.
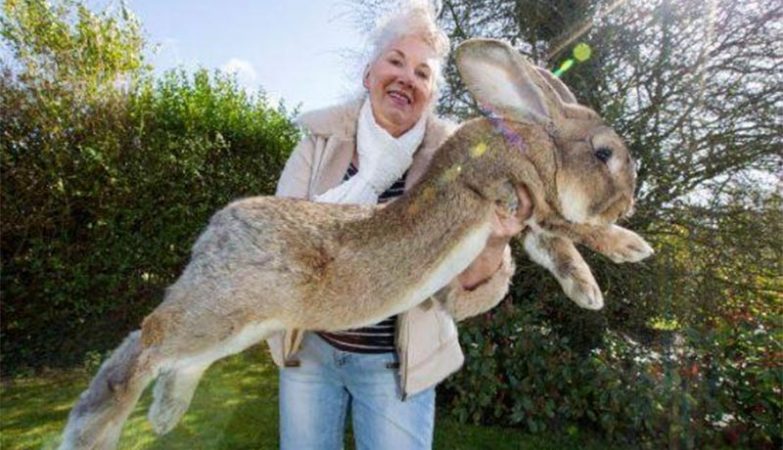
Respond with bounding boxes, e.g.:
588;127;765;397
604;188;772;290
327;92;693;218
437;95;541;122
1;0;147;99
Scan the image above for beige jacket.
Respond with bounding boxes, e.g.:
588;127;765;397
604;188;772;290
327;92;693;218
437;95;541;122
267;98;515;397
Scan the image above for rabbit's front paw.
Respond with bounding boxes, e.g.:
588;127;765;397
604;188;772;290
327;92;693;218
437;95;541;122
562;269;604;310
524;231;605;310
593;225;654;263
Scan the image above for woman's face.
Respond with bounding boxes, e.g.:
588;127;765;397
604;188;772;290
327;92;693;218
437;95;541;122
364;35;438;137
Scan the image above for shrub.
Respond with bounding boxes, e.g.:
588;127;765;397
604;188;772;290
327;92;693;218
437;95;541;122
442;237;782;449
1;64;298;371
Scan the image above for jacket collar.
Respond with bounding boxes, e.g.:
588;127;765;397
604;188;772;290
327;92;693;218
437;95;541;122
297;97;364;139
298;96;453;145
297;96;456;192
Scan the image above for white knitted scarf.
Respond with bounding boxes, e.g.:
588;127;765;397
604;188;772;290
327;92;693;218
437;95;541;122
315;98;427;205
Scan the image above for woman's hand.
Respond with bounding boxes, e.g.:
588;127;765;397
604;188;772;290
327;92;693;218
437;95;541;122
457;184;533;290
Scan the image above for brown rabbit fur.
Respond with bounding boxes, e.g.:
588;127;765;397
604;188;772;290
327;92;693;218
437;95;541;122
58;38;652;450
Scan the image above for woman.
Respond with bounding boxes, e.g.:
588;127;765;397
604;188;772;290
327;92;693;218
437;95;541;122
269;4;531;449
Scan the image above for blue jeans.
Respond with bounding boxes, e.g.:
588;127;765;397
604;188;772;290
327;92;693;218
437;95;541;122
279;332;435;450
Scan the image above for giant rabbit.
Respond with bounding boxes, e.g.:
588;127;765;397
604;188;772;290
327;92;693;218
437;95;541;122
59;38;653;449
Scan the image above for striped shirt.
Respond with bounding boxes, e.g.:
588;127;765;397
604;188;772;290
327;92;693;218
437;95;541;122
317;162;406;353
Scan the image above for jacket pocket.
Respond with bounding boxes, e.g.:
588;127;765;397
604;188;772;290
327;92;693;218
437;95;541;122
434;303;458;344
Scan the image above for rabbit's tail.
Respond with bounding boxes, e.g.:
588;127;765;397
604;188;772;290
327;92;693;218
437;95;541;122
148;363;209;434
59;331;159;450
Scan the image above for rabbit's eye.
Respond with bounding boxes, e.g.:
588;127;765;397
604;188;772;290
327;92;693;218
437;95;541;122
594;147;613;163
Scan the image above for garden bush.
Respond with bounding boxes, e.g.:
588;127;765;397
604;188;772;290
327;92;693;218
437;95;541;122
1;66;298;371
442;228;781;450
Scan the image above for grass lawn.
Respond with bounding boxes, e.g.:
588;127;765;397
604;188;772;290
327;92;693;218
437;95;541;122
1;348;621;449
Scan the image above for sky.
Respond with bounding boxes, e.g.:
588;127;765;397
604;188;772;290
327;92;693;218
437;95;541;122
127;0;369;111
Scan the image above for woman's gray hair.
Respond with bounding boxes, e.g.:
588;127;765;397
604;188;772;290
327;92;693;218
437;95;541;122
365;0;450;93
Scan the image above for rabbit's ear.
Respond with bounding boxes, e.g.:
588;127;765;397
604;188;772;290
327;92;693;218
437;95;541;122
455;38;562;125
535;67;577;104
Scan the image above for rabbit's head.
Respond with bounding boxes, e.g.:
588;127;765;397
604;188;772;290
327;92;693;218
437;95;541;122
455;38;637;227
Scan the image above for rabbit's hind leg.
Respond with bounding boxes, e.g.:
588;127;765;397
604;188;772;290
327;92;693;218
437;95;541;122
148;363;209;435
59;332;165;450
146;319;284;435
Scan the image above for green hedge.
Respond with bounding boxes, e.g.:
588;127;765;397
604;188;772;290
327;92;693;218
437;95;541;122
441;242;782;450
1;67;299;372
